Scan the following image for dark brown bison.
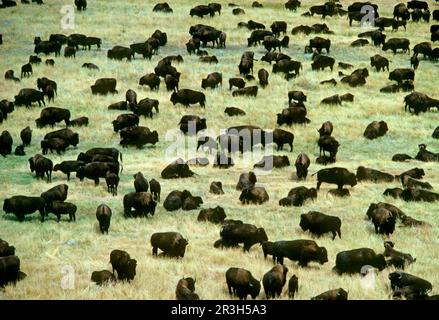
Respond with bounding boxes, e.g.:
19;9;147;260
333;248;387;275
263;264;288;299
312;288;348;300
91;270;115;286
150;232;188;258
176;277;199;300
120;126;159;148
91;78;117;95
300;211;341;240
161;158;194;179
14;88;45;107
295;153;310;180
149;179;161;202
389;271;432;297
210;181;224;194
356;166;394;183
133;172;149;192
35;107;70;128
254;155;290;170
279;186;317;207
272;240;328;267
288;275;299;298
109;249;137;282
29;154;53;182
383;38;410;54
384;241;416;270
370;54;389;72
96;204;112;234
219;223;268;252
238;51;255;75
107;46;134;61
369;207;397;235
139;73;160;90
3;196;45;222
201;72;222;89
257;69;269;87
364;121;389;140
317;135;340;160
401;188;439;202
224;107;246;116
123;192;156;217
197;206;226;224
314;167;357;190
226;267;261;300
0;131;12;157
112;114;139;132
232;86;258;97
0;255;21;288
239;187;269;205
171;89;205;108
45;201;77;222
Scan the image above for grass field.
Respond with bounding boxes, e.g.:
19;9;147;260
0;0;439;299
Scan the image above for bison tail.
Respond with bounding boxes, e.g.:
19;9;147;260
120;152;123;163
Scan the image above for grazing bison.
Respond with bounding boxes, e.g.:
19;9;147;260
14;88;45;107
40;138;67;155
321;94;341;105
229;78;245;91
311;55;335;71
44;128;79;148
317;135;340;160
309;37;331;54
201;72;222;89
150;232;188;258
366;202;405;221
382;38;410;54
318;121;333;137
76;162;119;185
161;158;194;179
109;250;137;282
20;126;32;146
314;167;357;190
226;267;261;300
333;248;387;275
288;90;306;104
3;196;45;222
238;51;255;75
295;153;310;180
29;154;53;182
258;69;269;87
272;240;328;267
35;107;71;128
389;68;415;85
123;192;156;217
149;179;161;202
91;78;117;95
312;288;348;300
370;54;389;72
45;201;77;222
139;73;160;90
82;63;99;70
112;114;139;132
105;171;119;196
239;187;269;205
300;211;342;240
176;277;199;300
91;270;115;286
277;106;309;126
263;264;288;299
356;166;394;183
40;184;68;207
219;223;268;252
134;98;159;118
96;204;112;234
198;206;226;224
262;241;274;259
171;89;205;108
107;46;134;61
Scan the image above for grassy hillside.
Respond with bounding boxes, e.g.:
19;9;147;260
0;0;438;299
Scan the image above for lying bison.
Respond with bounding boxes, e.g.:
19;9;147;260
364;121;388;139
356;166;395;183
333;248;387;275
161;158;195;179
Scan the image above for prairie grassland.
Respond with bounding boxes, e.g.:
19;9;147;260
0;0;439;300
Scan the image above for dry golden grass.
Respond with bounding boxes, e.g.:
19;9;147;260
0;0;439;300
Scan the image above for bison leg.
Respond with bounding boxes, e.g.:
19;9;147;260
337;229;341;239
289;143;293;152
94;178;99;186
316;181;322;190
67;172;70;181
152;246;158;256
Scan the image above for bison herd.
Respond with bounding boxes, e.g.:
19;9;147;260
1;0;439;300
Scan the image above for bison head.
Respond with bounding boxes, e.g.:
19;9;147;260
3;199;11;213
76;166;85;181
249;277;261;299
299;214;310;231
374;254;387;271
126;259;137;281
71;133;79;146
348;173;357;187
170;92;179;105
176;238;188;257
318;247;329;264
149;131;159;145
256;228;268;244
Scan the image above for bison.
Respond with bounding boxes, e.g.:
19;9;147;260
150;232;188;258
226;267;261;300
300;211;341;240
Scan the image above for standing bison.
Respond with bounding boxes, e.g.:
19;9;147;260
262;264;288;299
96;204;112;234
300;211;342;240
150;232;188;258
170;89;206;108
109;250;137;282
123;192;156;218
226;267;261;300
333;248;387;274
314;167;357;190
272;240;328;267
